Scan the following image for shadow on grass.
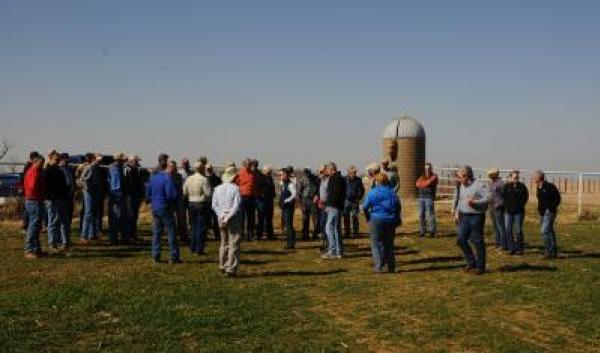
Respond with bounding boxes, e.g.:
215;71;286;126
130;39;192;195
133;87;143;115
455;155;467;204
400;256;464;265
399;264;465;273
241;249;287;255
239;269;348;278
240;259;277;265
343;249;420;259
498;263;558;272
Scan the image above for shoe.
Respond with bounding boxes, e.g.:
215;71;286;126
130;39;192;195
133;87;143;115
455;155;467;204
58;244;70;252
220;268;226;274
334;255;343;259
419;234;425;238
225;272;237;277
48;246;60;254
169;259;182;264
321;253;334;260
462;266;475;273
472;269;486;275
24;252;39;259
196;251;207;256
78;239;91;245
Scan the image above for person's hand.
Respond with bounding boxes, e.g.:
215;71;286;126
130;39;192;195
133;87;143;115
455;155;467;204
467;197;478;208
454;213;460;225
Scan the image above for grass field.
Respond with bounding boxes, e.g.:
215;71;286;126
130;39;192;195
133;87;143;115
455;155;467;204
1;212;599;353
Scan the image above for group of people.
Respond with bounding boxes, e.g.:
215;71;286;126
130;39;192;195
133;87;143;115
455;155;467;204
21;150;561;277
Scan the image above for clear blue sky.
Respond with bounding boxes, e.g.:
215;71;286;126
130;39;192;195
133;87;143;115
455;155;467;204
2;0;599;171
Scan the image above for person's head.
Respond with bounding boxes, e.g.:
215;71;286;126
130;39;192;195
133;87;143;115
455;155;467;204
29;151;41;162
59;153;70;166
366;162;380;177
32;154;44;168
424;163;433;176
47;150;60;165
198;156;208;166
93;153;103;165
326;162;337;175
206;163;214;175
193;161;205;175
487;168;500;181
347;165;357;178
280;168;291;182
113;152;126;165
157;153;169;169
509;170;520;183
181;158;191;171
85;152;95;163
250;159;259;172
375;171;390;186
166;161;177;175
263;165;273;176
128;154;141;167
221;166;238;184
456;165;474;186
533;170;546;185
381;159;390;170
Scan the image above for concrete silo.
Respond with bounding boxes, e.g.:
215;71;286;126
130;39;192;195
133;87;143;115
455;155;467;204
382;116;426;199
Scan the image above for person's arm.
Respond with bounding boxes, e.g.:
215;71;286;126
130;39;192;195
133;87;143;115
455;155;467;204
202;178;212;198
358;182;365;200
284;183;297;204
165;177;178;207
225;189;241;223
182;178;190;199
394;194;402;227
211;189;220;218
146;178;153;204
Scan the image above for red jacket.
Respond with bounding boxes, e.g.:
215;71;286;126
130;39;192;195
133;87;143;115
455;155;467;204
236;167;258;197
24;164;46;201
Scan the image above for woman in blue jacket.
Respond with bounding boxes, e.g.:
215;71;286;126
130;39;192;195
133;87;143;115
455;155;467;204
362;172;401;273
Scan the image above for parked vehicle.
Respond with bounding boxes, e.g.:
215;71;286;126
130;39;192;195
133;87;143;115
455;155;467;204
0;173;24;197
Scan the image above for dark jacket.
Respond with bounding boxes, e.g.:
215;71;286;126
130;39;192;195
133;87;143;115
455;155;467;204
124;164;146;199
44;164;69;201
537;181;561;216
345;176;365;203
501;182;529;215
298;172;318;200
326;172;346;209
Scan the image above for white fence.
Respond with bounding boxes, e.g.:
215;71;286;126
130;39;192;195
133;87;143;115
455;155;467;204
435;167;600;220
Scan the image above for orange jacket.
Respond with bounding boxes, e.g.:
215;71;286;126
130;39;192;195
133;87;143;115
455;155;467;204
416;174;438;189
236;167;258;197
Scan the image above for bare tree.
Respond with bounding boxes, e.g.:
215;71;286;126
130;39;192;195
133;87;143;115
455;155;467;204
0;138;14;161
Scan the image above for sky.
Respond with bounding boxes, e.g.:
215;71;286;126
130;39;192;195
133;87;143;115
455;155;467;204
1;0;599;171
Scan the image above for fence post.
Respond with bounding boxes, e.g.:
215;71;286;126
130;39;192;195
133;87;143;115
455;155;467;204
578;173;583;219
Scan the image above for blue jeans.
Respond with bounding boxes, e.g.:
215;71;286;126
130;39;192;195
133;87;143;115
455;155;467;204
46;199;71;247
24;200;43;253
541;210;557;257
239;196;256;241
325;207;343;256
505;212;525;253
108;193;128;244
81;191;99;240
418;198;437;236
489;207;506;248
152;208;180;261
369;218;396;272
282;206;296;248
457;214;486;271
189;202;208;253
46;199;71;246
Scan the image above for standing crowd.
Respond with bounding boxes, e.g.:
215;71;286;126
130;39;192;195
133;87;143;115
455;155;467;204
21;150;561;276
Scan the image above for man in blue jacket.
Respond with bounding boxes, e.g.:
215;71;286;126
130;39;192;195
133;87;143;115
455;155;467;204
147;159;181;264
108;153;129;245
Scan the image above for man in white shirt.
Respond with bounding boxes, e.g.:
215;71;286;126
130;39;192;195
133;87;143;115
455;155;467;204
183;162;212;255
212;165;242;276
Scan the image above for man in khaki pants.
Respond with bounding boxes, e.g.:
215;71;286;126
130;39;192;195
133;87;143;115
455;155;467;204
212;165;242;276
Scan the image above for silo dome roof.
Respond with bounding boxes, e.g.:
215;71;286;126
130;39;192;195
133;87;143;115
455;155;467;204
382;116;426;139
